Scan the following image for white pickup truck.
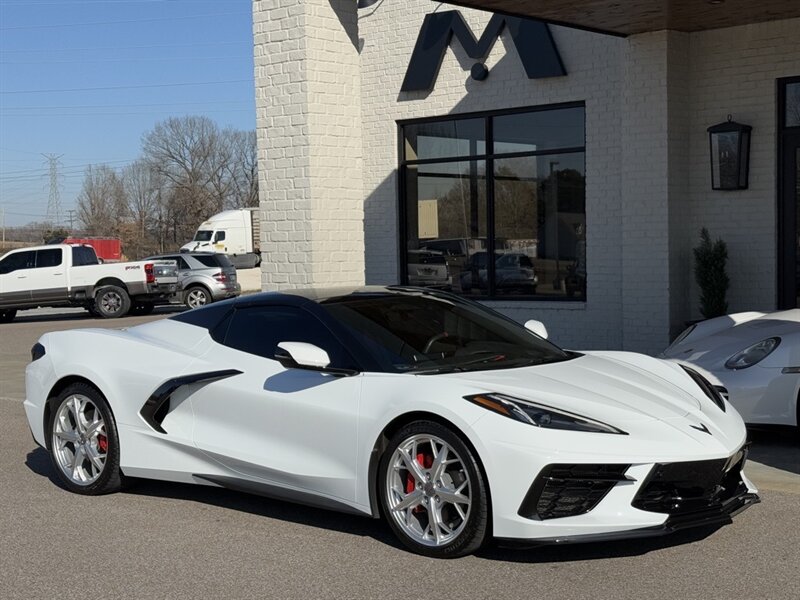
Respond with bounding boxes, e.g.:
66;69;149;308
0;244;179;323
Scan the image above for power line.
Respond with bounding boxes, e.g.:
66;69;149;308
0;41;246;53
1;79;252;94
0;11;248;31
1;100;249;110
1;109;254;118
1;55;251;64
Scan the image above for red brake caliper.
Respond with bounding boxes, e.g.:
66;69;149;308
407;451;433;513
97;434;108;453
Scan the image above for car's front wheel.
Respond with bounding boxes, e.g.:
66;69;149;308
46;383;124;495
379;420;489;558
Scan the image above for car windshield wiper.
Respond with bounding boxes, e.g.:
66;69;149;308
411;353;510;375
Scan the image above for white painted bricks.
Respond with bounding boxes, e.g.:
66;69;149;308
254;0;365;290
253;0;800;353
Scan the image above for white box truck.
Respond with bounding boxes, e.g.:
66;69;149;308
181;208;262;269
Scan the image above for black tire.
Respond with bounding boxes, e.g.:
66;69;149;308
378;420;489;558
128;302;155;316
0;309;17;323
93;285;131;319
45;382;125;495
184;285;211;310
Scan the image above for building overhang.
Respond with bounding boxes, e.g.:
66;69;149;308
438;0;800;36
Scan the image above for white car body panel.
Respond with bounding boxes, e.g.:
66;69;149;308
663;310;800;426
24;292;758;544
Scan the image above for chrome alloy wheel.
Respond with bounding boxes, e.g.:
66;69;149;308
385;434;472;547
186;288;209;309
51;395;108;485
100;291;123;314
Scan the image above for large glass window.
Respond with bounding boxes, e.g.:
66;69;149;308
400;104;586;300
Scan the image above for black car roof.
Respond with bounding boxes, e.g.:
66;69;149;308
232;285;456;307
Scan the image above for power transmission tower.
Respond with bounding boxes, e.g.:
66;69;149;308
43;153;64;227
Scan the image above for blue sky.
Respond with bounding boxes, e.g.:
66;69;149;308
0;0;255;227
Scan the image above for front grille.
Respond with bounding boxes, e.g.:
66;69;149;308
632;449;748;515
519;464;630;520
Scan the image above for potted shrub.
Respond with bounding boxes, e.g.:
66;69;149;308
693;227;729;319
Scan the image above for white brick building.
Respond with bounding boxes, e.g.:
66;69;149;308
253;0;800;355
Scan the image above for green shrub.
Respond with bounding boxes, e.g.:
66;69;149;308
693;228;729;319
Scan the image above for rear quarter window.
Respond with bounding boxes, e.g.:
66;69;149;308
194;254;232;269
71;246;98;266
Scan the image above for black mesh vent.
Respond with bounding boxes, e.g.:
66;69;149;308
632;450;748;515
519;464;630;520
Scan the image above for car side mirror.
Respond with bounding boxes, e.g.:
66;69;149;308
524;319;548;339
275;342;331;370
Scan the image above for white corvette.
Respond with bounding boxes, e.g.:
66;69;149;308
24;287;758;557
663;310;800;429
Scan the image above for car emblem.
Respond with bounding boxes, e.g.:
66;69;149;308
690;423;711;435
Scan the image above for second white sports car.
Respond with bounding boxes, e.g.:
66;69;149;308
663;310;800;429
24;287;758;557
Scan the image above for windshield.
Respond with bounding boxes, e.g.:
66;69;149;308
321;292;573;374
193;230;213;242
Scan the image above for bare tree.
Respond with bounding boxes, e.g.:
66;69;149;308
142;116;231;241
76;165;126;235
226;129;259;208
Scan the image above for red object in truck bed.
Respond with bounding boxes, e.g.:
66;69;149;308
64;238;122;262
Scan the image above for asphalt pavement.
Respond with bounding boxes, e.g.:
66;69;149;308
0;308;798;599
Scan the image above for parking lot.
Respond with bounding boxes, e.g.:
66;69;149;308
0;309;798;600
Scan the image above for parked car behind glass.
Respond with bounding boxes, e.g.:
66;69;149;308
145;252;240;309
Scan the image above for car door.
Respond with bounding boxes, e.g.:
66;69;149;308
0;250;36;306
190;304;363;504
31;248;67;303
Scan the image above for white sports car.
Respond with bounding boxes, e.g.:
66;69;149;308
663;310;800;429
24;287;758;557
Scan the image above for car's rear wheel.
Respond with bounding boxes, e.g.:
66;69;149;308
379;421;489;558
0;309;16;323
46;383;124;495
185;285;211;309
93;285;131;318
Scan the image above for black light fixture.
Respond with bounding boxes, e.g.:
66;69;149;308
707;115;752;190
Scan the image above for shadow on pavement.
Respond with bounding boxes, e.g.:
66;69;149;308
25;447;400;549
747;426;800;475
25;446;735;562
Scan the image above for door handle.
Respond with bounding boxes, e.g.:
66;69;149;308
16;275;27;279
54;273;63;276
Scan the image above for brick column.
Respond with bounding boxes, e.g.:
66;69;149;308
621;31;690;354
253;0;364;290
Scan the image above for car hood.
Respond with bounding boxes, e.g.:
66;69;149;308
662;310;800;370
438;351;704;424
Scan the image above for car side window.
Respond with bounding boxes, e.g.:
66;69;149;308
214;231;226;243
0;250;36;275
177;257;191;270
71;246;97;266
222;306;356;369
35;249;63;268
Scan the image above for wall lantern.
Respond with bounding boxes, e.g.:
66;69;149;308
707;115;752;190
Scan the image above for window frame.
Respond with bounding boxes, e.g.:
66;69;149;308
397;101;586;302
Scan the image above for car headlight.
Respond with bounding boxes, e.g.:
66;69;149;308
724;337;781;370
464;393;627;434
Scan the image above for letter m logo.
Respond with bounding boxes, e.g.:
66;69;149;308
401;11;566;93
